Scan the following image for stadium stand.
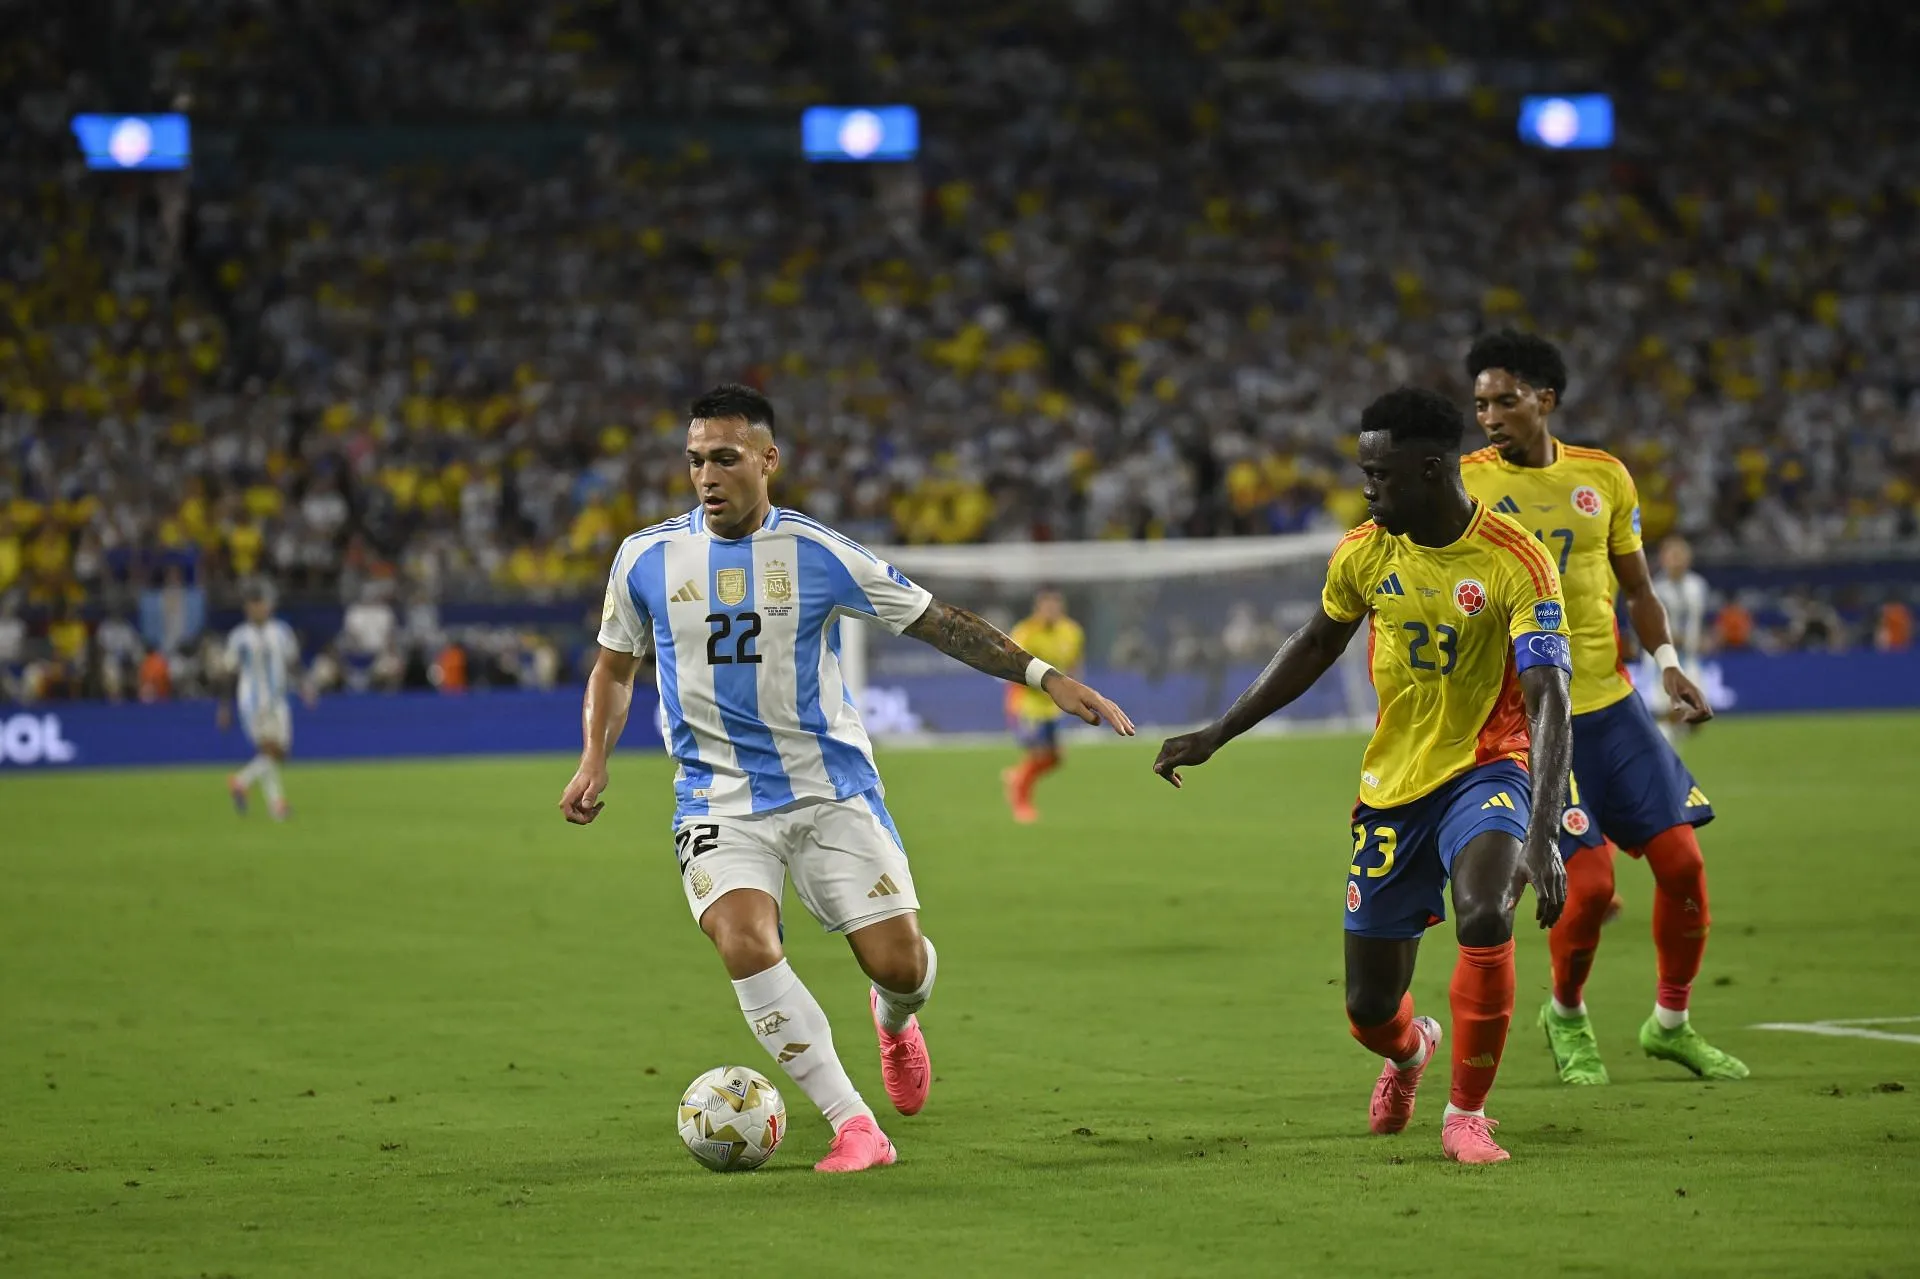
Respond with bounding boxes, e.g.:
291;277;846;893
2;0;1918;703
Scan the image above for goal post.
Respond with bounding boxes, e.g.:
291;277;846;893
839;533;1377;741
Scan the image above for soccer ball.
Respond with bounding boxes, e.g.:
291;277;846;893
677;1065;786;1172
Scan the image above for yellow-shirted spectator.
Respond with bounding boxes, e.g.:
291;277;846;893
0;519;20;594
244;483;284;520
227;521;265;576
48;613;87;662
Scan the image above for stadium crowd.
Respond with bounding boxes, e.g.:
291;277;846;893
3;0;1918;701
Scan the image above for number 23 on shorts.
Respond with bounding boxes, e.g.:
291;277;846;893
1350;824;1398;878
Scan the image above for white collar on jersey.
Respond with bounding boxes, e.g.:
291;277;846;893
689;504;782;539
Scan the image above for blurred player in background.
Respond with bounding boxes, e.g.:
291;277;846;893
1155;388;1572;1165
1651;536;1711;747
560;384;1134;1173
1002;587;1085;823
217;580;311;821
1465;329;1749;1087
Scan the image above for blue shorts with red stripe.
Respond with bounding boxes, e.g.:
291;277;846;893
1559;691;1714;859
1345;760;1532;939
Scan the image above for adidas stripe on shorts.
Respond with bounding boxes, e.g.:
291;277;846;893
673;788;918;934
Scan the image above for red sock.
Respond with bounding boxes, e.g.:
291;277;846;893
1349;992;1424;1063
1549;841;1617;1008
1641;824;1711;1012
1449;940;1515;1112
1015;754;1058;803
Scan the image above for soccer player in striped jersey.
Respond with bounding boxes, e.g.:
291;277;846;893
1464;329;1748;1085
217;580;310;821
1154;388;1572;1164
559;384;1135;1173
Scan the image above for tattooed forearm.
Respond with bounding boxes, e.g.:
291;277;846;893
903;599;1037;685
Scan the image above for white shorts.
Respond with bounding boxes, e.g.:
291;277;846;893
243;700;293;749
675;790;918;934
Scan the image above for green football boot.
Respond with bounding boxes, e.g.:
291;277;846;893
1538;1002;1611;1085
1639;1015;1750;1080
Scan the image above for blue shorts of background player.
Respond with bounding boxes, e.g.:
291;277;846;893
1558;691;1713;861
1013;715;1063;752
1345;760;1533;939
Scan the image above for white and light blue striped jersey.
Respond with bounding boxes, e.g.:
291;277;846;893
225;619;300;717
597;505;934;819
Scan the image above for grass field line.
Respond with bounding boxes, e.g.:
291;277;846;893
1751;1018;1920;1045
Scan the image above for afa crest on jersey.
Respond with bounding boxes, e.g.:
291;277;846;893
1572;485;1603;517
715;568;749;606
763;562;794;603
1454;579;1488;616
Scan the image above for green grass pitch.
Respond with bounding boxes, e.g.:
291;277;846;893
4;712;1919;1277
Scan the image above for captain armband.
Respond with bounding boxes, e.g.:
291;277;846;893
1513;631;1572;675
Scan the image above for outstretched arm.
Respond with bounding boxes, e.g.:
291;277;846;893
1612;548;1710;724
1152;607;1362;787
903;599;1135;735
559;644;641;824
1516;662;1572;928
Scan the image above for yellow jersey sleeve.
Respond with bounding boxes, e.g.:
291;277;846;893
1483;513;1574;676
1607;460;1643;558
1321;524;1377;623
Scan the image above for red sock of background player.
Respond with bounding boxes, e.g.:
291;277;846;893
1448;940;1515;1115
1548;842;1617;1016
1349;992;1428;1068
1641;824;1711;1028
1015;755;1058;803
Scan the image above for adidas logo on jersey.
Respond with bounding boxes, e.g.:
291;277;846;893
867;874;902;899
1494;496;1522;515
1375;573;1406;597
670;580;704;603
1480;792;1516;811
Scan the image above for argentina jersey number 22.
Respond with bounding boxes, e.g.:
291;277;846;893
597;507;933;822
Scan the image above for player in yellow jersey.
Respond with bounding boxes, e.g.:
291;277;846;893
1154;388;1572;1165
1464;329;1748;1086
1001;588;1086;823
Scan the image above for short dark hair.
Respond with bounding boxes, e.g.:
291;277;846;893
241;578;277;605
689;383;775;435
1359;387;1466;452
1465;328;1568;400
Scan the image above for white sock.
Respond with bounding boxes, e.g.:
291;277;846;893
237;755;271;787
1444;1103;1486;1119
1654;1003;1689;1030
872;937;937;1035
260;761;285;807
1390;1019;1432;1071
1551;997;1587;1019
733;960;872;1132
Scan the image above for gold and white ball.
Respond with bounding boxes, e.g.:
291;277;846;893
677;1065;786;1171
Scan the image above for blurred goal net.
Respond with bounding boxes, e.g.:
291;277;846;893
842;534;1376;743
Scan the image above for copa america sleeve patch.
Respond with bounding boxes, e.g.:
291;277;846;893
1514;631;1572;674
1533;599;1563;632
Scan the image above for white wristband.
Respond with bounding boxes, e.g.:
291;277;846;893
1025;658;1056;690
1653;644;1682;672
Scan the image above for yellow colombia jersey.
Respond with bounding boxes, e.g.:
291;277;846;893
1007;616;1085;721
1322;505;1570;809
1460;442;1643;716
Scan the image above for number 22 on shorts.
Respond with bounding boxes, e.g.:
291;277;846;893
1350;824;1398;878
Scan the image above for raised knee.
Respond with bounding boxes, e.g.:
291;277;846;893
869;941;927;994
1345;987;1402;1029
1453;901;1514;949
